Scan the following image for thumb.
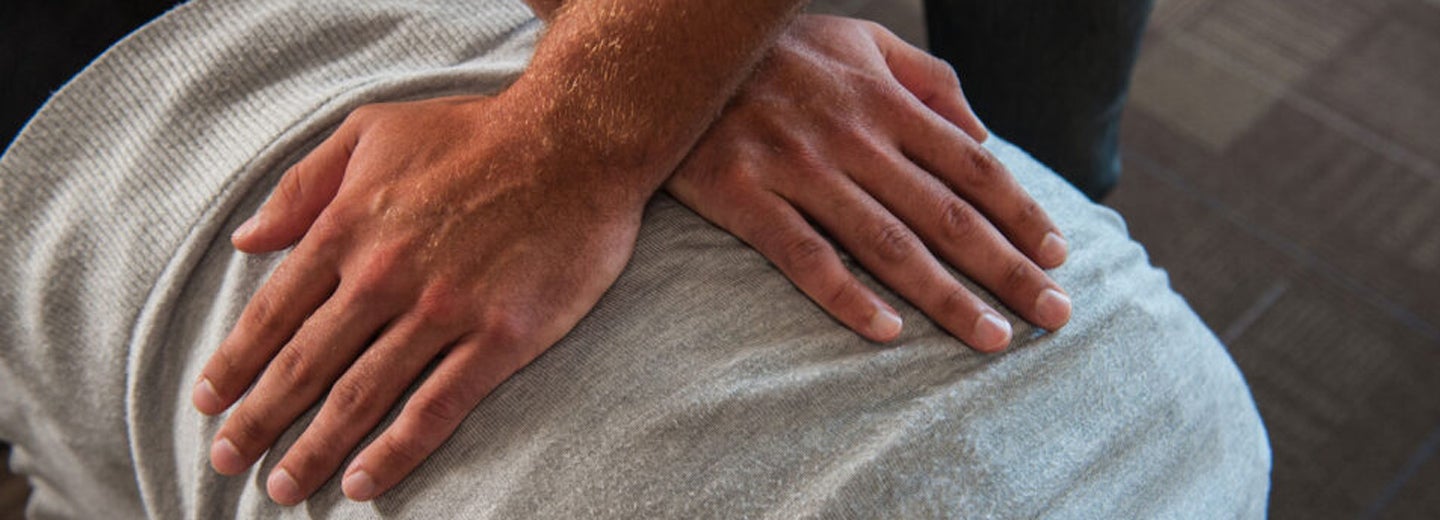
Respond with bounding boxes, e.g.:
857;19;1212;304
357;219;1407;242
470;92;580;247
232;126;356;253
871;26;989;142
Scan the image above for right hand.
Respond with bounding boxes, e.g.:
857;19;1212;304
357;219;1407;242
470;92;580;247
666;15;1071;351
199;93;652;505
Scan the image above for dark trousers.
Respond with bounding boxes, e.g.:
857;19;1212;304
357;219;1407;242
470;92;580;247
926;0;1155;200
1;1;184;149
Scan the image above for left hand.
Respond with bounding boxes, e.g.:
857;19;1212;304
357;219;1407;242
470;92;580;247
666;16;1070;351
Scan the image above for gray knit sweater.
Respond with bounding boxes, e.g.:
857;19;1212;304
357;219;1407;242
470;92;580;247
0;1;1269;518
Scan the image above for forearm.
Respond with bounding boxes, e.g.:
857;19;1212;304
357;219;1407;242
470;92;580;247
507;0;806;205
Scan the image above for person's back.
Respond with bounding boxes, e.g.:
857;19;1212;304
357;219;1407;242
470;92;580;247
0;1;1268;517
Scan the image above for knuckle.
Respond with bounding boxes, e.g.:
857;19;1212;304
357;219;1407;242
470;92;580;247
785;162;829;190
856;19;886;36
367;243;406;275
278;167;308;204
1002;258;1036;294
479;309;528;347
1017;197;1040;218
345;249;405;303
932;56;961;87
301;214;348;253
325;379;378;421
962;148;1006;189
774;234;833;273
715;171;763;202
939;200;982;242
341;282;382;308
767;48;807;78
879;80;921;113
838;123;884;152
298;213;351;256
270;345;319;390
415;287;463;329
867;221;918;264
937;287;976;317
1015;199;1046;230
282;441;335;478
204;349;245;399
225;411;268;449
854;73;901;103
765;133;824;173
379;430;430;467
346;104;385;126
240;290;283;335
683;157;740;194
409;391;469;430
823;277;866;314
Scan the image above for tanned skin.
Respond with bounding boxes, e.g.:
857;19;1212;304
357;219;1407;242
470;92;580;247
194;0;1071;507
196;0;809;505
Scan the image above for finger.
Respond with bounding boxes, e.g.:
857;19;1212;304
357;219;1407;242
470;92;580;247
208;283;398;476
869;24;987;142
870;22;1065;268
340;337;523;502
901;118;1068;269
700;189;903;342
916;190;1071;331
193;244;339;416
856;150;1071;331
782;172;1013;352
232;124;357;253
266;317;456;505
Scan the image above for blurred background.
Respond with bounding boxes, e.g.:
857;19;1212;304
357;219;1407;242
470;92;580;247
1108;0;1440;517
3;0;1437;518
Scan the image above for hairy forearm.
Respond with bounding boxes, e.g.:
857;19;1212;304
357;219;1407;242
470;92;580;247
507;0;806;204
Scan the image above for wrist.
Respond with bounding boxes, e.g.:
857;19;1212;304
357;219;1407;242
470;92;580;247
469;85;663;213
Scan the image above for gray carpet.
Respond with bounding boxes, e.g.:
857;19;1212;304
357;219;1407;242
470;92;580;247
1106;0;1440;517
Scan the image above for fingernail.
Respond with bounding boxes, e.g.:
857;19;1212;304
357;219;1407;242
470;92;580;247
1035;288;1072;329
232;215;259;241
268;468;302;505
193;377;221;414
210;437;244;475
1039;232;1068;267
343;469;377;502
869;308;903;340
973;312;1012;352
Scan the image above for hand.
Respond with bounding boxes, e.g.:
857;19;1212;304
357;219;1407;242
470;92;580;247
666;15;1071;351
192;93;647;504
192;0;810;504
